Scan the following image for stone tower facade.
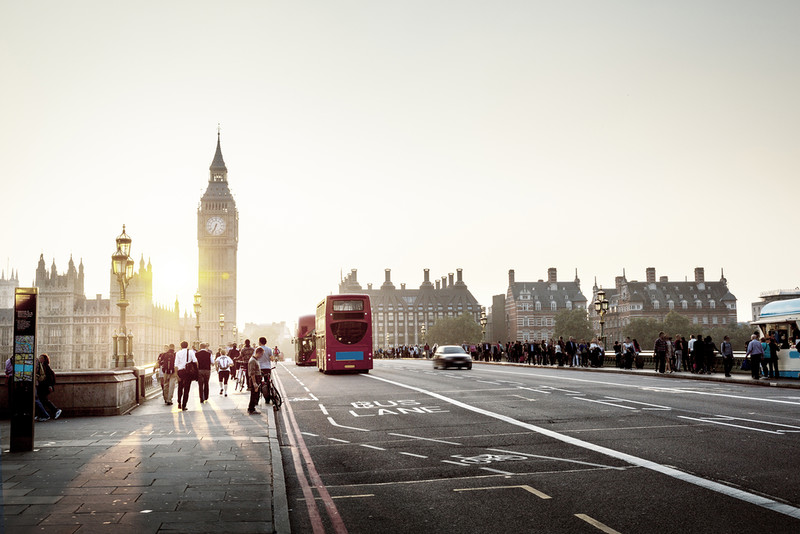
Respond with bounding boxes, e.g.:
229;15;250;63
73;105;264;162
197;132;238;345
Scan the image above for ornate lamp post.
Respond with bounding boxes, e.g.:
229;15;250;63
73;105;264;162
219;313;225;348
594;289;610;350
193;291;202;344
111;225;135;367
480;307;487;342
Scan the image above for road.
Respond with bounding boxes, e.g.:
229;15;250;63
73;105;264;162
272;359;800;534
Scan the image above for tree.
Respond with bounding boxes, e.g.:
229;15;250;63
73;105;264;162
554;308;593;341
625;318;662;347
662;311;692;338
427;314;482;345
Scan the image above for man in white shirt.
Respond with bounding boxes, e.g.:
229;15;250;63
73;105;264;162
257;336;274;403
175;341;197;411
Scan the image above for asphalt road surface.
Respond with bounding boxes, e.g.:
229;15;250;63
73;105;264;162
272;360;800;534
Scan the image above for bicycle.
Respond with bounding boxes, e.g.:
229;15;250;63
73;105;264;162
234;365;246;392
260;373;282;411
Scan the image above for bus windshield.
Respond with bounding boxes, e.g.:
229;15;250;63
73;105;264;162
333;300;364;312
331;321;368;345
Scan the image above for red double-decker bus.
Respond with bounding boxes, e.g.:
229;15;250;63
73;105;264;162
316;294;373;373
293;314;317;366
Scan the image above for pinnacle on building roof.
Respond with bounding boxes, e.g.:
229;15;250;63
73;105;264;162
209;128;227;173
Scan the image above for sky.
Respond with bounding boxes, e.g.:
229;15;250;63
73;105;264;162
1;1;798;328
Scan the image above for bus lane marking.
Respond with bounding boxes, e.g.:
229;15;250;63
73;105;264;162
454;485;551;499
328;438;351;443
360;444;386;451
575;514;622;534
487;449;626;471
602;397;671;410
327;417;370;432
366;373;800;520
481;467;514;475
388;432;462;445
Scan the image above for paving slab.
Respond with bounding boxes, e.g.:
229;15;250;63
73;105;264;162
1;375;289;533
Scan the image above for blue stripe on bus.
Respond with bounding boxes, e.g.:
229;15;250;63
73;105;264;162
336;351;364;361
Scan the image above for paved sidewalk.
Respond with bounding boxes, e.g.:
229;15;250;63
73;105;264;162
0;376;289;534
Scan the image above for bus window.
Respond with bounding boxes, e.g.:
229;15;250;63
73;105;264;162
331;322;368;345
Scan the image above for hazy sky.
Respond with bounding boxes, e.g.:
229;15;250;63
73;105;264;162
2;1;798;329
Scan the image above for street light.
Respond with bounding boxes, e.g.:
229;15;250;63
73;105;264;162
480;307;487;342
193;291;202;344
111;225;135;368
219;313;225;348
594;289;610;351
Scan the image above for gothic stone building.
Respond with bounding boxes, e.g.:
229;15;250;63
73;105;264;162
593;267;738;343
0;255;191;371
339;268;481;348
498;268;588;343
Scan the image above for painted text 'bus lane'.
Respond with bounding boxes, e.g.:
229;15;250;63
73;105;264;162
348;400;450;417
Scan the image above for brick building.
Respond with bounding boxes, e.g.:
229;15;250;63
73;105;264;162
339;268;481;348
495;268;588;342
593;267;738;342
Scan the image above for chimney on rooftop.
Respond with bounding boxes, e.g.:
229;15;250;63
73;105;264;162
695;267;705;283
646;267;656;284
548;268;557;283
448;273;454;287
509;269;515;285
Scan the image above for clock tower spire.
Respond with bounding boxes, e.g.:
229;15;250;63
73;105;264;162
198;128;238;344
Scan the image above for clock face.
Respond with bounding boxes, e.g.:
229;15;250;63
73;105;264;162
206;216;226;235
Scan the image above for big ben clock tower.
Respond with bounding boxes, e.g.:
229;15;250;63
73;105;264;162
198;131;238;344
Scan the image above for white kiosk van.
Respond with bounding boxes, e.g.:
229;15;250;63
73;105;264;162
751;298;800;378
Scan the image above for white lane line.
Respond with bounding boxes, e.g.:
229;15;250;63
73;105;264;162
309;393;319;401
479;367;800;406
441;460;470;467
517;386;551;394
604;397;671;410
677;416;786;435
301;432;319;437
481;467;514;475
388;433;463;446
574;397;637;410
366;373;800;520
328;438;351;443
487;449;625;470
360;444;386;451
327;417;370;432
399;452;428;459
319;404;329;415
575;514;622;534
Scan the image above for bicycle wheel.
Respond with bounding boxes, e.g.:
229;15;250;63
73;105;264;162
270;380;282;410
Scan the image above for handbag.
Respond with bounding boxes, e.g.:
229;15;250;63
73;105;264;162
184;351;199;381
741;358;751;371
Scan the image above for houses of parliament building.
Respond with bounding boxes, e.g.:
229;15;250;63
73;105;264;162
0;133;239;371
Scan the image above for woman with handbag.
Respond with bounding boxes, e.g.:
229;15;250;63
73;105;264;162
175;341;198;411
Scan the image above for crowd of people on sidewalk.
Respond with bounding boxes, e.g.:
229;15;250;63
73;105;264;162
373;330;791;380
156;336;280;414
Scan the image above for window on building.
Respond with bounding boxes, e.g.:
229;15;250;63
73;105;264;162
681;300;688;309
668;300;674;310
535;301;541;311
550;301;557;311
653;300;660;310
709;300;716;309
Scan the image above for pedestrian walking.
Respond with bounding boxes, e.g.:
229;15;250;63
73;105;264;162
257;337;273;404
745;334;764;380
175;341;197;411
720;336;734;377
215;348;233;396
653;332;667;374
195;343;213;403
158;344;177;405
37;354;62;420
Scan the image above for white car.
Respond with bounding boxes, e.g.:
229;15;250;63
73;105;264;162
432;345;472;370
